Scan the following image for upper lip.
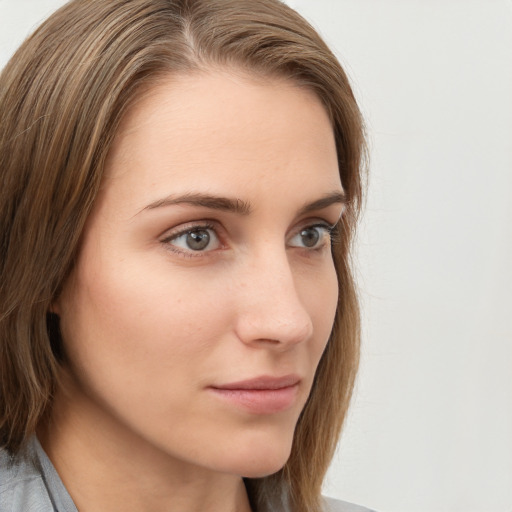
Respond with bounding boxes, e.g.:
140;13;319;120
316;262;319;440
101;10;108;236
211;375;301;390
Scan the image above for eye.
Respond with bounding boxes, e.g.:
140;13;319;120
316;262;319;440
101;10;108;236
288;224;333;250
163;224;221;254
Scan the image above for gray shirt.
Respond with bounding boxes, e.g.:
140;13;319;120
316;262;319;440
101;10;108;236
0;437;374;512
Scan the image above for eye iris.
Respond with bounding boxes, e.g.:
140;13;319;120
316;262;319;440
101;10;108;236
186;230;210;250
300;227;320;248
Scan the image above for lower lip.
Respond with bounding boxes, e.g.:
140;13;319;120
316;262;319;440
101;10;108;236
209;384;299;414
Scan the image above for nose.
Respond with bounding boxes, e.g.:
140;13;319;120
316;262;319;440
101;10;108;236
233;250;314;350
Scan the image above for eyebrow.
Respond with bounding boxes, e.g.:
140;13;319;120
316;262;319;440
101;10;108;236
140;190;347;216
141;192;252;215
296;191;348;216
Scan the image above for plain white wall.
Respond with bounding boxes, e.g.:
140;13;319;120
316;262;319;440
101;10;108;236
1;2;511;511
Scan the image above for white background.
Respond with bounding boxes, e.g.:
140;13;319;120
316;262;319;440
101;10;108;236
1;1;511;511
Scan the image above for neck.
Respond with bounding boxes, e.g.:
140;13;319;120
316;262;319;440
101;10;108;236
38;378;253;512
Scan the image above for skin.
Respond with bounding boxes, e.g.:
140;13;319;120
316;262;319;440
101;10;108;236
40;70;344;512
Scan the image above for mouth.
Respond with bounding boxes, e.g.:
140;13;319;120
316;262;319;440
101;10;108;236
208;375;301;414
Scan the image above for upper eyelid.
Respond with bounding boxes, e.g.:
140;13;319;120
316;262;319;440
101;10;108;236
160;220;221;241
293;217;338;233
289;222;335;241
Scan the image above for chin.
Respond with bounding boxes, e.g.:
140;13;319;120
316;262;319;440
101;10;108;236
240;459;289;479
222;431;294;479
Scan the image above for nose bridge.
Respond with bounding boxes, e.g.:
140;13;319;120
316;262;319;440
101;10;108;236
234;246;314;348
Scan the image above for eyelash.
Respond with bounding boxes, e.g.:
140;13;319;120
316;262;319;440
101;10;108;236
160;220;338;259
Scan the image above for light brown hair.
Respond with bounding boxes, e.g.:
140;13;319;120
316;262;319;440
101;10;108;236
0;1;365;511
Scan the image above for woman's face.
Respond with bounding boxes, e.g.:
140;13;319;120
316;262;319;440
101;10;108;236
55;70;343;478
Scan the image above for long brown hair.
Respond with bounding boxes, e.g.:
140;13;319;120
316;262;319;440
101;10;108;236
0;1;365;510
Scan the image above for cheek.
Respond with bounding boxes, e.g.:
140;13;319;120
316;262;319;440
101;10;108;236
57;254;232;404
302;261;339;352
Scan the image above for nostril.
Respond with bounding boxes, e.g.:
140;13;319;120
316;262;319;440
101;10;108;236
252;338;281;346
234;306;313;349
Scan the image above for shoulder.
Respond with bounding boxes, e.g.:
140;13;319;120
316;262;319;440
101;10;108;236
0;443;54;512
323;496;377;512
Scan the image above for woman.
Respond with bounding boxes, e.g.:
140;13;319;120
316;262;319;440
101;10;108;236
0;1;371;511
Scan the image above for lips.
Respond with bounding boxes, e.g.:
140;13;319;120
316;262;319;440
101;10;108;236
213;375;300;391
209;375;301;414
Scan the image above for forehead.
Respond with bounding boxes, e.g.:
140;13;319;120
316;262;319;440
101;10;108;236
101;70;341;211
